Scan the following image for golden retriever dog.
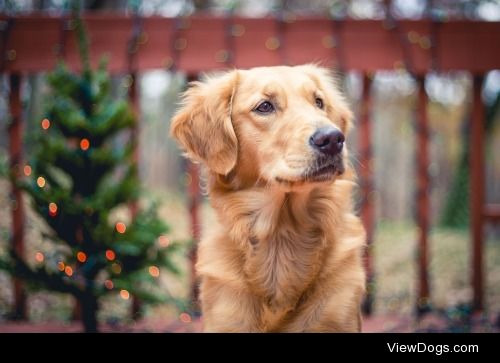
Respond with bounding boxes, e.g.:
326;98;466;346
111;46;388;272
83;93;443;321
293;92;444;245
170;64;366;332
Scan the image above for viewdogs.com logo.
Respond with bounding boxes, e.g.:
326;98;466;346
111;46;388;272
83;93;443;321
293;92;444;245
387;342;479;355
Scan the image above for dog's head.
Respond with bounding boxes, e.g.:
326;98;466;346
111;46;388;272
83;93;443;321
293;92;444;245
171;65;353;189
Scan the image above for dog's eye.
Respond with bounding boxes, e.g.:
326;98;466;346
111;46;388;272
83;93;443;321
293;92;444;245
255;101;275;114
315;97;324;109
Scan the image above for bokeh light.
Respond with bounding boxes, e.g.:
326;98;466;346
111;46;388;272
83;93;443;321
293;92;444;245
80;138;90;151
23;165;32;176
149;266;160;278
120;289;130;300
64;266;73;276
36;176;46;188
104;280;114;289
48;202;58;217
111;263;122;274
105;249;116;261
115;222;126;234
35;252;44;263
41;118;50;130
77;251;87;263
179;313;192;323
158;235;170;248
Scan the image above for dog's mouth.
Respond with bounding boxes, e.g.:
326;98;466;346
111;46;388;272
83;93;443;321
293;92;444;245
276;156;344;185
306;161;344;181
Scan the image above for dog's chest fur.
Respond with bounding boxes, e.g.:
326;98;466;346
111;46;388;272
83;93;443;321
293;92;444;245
246;200;327;308
215;187;339;324
251;227;329;328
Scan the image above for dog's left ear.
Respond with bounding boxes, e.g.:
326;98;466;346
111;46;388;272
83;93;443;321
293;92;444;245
170;71;238;175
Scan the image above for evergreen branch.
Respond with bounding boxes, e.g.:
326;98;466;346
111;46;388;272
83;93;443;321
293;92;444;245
71;0;91;79
91;100;135;138
1;249;83;298
46;64;81;101
46;97;133;141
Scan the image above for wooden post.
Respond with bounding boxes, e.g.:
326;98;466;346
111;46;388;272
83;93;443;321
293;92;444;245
128;72;140;213
416;75;430;315
359;73;375;315
8;73;27;320
471;75;485;312
186;75;201;313
126;12;143;318
128;72;142;318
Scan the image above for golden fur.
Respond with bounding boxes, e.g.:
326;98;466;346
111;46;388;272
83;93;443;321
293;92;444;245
170;65;366;332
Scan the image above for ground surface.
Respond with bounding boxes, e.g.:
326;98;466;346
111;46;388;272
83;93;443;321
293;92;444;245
1;312;499;332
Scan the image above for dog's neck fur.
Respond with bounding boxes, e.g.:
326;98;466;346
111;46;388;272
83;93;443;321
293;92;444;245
209;169;355;312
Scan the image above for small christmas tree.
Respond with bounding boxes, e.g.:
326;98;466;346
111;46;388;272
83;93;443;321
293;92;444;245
0;8;179;332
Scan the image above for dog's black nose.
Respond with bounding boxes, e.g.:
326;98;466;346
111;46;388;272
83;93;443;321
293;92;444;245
309;127;345;156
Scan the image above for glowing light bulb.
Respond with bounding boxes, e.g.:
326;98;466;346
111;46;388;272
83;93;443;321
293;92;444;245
115;222;126;234
48;202;58;217
149;266;160;278
111;263;122;274
77;251;87;263
64;266;73;276
36;176;46;188
35;252;44;263
105;249;115;261
23;165;32;176
158;235;170;248
120;289;130;300
104;280;114;289
57;261;65;271
80;138;90;151
41;118;50;130
179;313;192;323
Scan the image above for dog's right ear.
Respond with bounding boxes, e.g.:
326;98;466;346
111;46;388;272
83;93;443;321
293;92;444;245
170;71;238;175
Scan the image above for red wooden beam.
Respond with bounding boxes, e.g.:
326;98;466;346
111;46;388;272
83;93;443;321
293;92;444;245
128;72;142;318
471;75;485;312
127;15;142;317
128;73;139;216
8;73;26;320
359;73;375;316
416;75;430;314
483;204;500;223
0;15;499;74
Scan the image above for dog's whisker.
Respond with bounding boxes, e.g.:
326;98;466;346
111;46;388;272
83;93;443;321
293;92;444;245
348;151;365;169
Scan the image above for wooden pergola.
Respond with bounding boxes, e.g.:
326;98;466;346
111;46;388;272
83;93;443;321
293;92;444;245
2;14;500;318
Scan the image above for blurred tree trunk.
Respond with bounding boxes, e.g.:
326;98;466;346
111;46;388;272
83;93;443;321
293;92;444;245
81;293;98;333
440;90;499;228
